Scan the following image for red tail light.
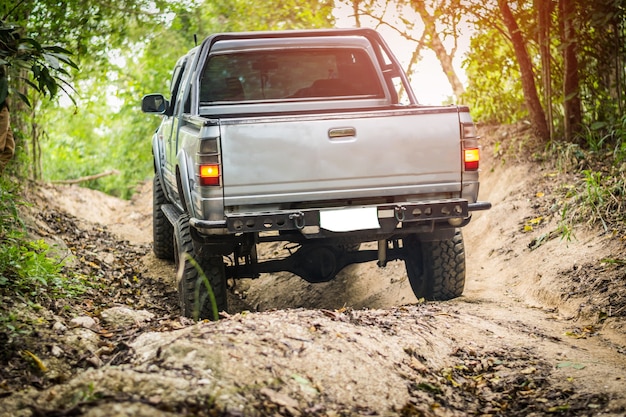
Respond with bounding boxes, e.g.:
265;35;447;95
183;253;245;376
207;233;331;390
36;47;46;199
199;164;220;186
461;121;479;171
464;148;480;171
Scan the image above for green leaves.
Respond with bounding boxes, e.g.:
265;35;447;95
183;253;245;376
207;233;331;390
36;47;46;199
1;20;78;107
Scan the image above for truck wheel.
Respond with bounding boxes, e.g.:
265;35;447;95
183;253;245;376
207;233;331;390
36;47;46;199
174;214;228;320
403;230;465;300
152;174;174;260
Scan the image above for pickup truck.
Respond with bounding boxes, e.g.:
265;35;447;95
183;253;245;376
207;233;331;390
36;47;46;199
141;28;490;320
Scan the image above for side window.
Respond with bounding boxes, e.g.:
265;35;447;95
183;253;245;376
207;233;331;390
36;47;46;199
164;58;185;116
172;52;196;115
390;75;410;105
170;63;184;99
372;41;410;105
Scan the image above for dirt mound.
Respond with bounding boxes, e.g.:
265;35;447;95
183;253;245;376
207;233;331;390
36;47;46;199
1;127;625;416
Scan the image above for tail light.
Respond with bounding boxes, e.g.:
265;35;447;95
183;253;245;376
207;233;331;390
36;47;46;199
197;137;221;186
461;122;480;171
464;148;480;171
199;164;220;186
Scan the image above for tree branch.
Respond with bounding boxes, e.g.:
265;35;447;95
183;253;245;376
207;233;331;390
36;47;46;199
51;169;120;185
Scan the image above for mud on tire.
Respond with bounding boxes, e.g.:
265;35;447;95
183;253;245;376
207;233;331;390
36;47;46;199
403;229;465;300
174;214;228;320
152;174;174;260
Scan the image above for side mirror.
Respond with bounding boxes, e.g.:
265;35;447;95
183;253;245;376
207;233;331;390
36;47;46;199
141;94;168;114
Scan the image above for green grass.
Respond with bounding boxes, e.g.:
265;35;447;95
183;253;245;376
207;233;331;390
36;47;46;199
547;118;626;239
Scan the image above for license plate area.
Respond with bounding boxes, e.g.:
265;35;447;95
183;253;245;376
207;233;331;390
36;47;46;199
319;207;380;232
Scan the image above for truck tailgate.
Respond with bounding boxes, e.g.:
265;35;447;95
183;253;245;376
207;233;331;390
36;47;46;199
219;108;462;207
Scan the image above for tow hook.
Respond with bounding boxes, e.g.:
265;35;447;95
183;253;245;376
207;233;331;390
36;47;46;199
394;205;407;222
289;212;306;229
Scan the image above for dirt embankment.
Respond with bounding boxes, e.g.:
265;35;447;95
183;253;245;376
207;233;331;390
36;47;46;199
1;128;625;416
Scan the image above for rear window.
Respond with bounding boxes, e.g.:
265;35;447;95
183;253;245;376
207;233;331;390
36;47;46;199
199;48;384;103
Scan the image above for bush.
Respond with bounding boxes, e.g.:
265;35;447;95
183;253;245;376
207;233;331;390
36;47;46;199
547;116;626;239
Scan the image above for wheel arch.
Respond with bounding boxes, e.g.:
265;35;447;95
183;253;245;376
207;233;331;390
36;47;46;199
152;134;165;183
175;150;194;215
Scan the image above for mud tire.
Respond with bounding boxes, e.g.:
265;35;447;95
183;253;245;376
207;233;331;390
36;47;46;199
152;174;175;260
174;214;228;320
404;230;466;300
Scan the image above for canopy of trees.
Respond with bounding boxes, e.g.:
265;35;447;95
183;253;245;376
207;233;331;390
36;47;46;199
462;0;625;145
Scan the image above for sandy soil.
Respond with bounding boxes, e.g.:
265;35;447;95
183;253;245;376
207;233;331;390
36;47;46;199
1;127;625;416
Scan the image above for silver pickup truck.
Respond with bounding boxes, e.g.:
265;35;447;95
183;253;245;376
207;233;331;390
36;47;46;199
141;28;490;319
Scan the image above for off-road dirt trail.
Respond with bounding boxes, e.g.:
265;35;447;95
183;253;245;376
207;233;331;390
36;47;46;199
1;129;625;416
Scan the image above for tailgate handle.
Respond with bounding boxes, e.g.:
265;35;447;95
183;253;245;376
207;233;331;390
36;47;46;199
328;127;356;139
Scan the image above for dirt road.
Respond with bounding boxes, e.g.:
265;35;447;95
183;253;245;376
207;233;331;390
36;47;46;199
1;135;625;416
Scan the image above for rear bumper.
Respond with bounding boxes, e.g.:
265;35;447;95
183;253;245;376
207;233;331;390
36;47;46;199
190;198;491;234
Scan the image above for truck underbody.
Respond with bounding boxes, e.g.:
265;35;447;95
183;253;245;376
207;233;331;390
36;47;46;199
159;186;490;278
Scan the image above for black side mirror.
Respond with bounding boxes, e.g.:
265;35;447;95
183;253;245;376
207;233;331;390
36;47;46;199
141;94;168;114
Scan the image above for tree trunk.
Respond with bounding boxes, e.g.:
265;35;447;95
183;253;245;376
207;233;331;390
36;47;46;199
352;0;361;27
536;0;554;141
411;0;465;100
0;105;15;173
559;0;582;143
498;0;550;142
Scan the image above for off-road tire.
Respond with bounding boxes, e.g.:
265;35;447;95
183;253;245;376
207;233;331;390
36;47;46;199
174;214;228;320
152;174;174;260
403;229;465;300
